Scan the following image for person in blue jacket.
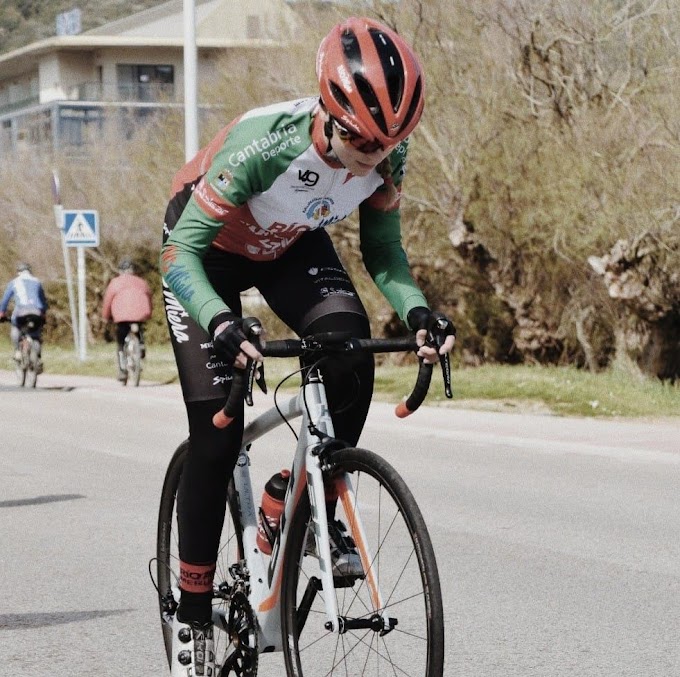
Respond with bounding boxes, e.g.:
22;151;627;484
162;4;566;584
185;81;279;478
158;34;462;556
0;262;48;369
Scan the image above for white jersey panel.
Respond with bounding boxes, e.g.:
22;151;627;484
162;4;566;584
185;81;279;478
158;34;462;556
247;146;383;231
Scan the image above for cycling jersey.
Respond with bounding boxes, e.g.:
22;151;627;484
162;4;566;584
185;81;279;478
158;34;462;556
161;97;427;332
102;273;153;323
0;272;48;326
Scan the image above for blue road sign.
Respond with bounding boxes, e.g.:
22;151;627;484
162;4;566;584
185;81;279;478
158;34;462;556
63;210;99;247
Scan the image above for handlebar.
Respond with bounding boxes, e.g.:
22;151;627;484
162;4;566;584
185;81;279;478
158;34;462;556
213;323;453;429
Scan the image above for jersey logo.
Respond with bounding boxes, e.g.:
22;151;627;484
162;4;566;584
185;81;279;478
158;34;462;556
298;169;319;187
305;197;333;221
215;171;233;191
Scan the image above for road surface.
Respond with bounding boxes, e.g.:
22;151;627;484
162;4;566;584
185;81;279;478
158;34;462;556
1;370;678;675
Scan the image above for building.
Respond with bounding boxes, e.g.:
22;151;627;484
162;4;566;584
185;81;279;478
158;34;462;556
0;0;296;155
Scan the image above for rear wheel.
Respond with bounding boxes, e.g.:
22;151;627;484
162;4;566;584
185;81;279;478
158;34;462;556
156;440;247;672
281;447;445;677
14;337;29;387
125;330;142;387
26;339;39;388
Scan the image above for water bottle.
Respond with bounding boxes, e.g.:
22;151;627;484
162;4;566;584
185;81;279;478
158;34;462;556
257;469;290;554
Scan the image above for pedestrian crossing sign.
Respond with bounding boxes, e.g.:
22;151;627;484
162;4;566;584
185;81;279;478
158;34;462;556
62;210;99;247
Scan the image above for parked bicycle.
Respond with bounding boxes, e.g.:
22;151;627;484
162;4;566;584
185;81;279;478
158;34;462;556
1;314;42;388
154;322;451;676
121;322;144;387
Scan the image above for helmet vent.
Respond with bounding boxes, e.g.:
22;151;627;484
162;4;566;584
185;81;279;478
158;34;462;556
329;82;354;115
340;28;363;73
399;76;422;133
369;28;404;112
354;74;386;135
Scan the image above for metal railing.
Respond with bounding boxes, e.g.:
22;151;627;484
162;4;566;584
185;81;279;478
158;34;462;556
75;82;178;103
0;95;40;116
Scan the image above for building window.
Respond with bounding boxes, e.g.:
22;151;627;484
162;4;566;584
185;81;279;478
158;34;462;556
247;15;261;39
116;64;174;102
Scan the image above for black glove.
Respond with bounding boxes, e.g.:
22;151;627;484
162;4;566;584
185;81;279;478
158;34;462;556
209;311;261;365
407;306;456;348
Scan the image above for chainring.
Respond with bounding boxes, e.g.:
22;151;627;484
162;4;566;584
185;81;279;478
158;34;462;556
218;590;258;676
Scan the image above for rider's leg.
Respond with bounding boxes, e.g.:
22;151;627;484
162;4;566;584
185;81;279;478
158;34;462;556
176;400;244;622
33;324;44;372
257;230;373;577
302;312;374;445
256;229;375;447
115;322;128;380
10;325;20;360
161;225;248;628
138;323;146;358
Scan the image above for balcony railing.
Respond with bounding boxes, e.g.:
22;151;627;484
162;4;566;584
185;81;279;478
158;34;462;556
0;95;40;116
75;81;178;103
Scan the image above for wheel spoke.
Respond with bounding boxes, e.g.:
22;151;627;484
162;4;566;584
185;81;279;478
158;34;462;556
281;447;443;676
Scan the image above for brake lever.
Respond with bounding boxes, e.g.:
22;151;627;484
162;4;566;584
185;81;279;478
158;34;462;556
254;361;267;395
245;359;256;406
241;318;267;403
429;317;453;399
439;352;453;399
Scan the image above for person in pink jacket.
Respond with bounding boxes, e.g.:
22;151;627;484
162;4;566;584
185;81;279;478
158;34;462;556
102;257;153;381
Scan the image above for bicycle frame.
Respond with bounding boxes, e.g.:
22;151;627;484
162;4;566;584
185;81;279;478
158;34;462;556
218;367;385;652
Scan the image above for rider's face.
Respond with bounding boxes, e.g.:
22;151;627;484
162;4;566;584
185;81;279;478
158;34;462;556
328;117;397;176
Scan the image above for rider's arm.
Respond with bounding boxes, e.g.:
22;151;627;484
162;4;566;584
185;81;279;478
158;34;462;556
143;279;153;312
359;205;428;323
0;281;14;314
38;284;48;312
160;124;265;332
160;195;235;331
101;281;114;321
358;140;428;324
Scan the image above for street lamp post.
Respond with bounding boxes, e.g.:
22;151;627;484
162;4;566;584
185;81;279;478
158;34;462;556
183;0;199;161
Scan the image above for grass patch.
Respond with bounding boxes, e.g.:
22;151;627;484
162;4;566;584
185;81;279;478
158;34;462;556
374;363;680;419
2;337;678;419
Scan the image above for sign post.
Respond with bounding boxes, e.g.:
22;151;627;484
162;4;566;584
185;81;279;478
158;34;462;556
62;209;99;361
51;171;80;355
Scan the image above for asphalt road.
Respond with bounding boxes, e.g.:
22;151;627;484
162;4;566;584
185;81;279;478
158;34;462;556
1;370;679;676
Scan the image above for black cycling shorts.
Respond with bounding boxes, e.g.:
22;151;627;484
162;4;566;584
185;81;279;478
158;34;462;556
15;313;44;333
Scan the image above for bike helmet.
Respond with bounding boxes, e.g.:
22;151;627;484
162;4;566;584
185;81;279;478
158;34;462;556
16;262;31;273
118;257;134;272
316;17;425;148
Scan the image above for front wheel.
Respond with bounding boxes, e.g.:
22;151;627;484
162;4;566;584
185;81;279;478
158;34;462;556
156;440;246;672
280;447;445;677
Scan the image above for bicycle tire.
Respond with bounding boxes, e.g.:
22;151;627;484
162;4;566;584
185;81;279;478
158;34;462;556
125;332;142;387
156;440;245;670
26;339;39;388
280;446;445;677
15;338;29;387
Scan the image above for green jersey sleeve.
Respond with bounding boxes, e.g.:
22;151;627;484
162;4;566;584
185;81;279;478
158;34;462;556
161;106;313;331
359;141;428;323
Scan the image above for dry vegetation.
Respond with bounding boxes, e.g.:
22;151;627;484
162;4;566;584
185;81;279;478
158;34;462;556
1;0;678;379
0;0;168;53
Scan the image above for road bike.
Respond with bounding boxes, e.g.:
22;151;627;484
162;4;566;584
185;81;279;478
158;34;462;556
154;321;452;676
121;322;143;386
1;314;42;388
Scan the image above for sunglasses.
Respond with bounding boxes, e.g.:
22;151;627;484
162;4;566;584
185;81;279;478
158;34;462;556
331;117;386;154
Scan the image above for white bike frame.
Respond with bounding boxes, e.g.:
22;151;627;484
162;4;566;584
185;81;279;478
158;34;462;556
219;370;386;653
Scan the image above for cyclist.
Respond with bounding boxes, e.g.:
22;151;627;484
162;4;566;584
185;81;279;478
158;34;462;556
101;257;153;381
0;262;48;372
160;16;455;676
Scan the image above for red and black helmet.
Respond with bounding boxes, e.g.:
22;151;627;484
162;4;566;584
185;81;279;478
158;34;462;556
316;17;425;148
